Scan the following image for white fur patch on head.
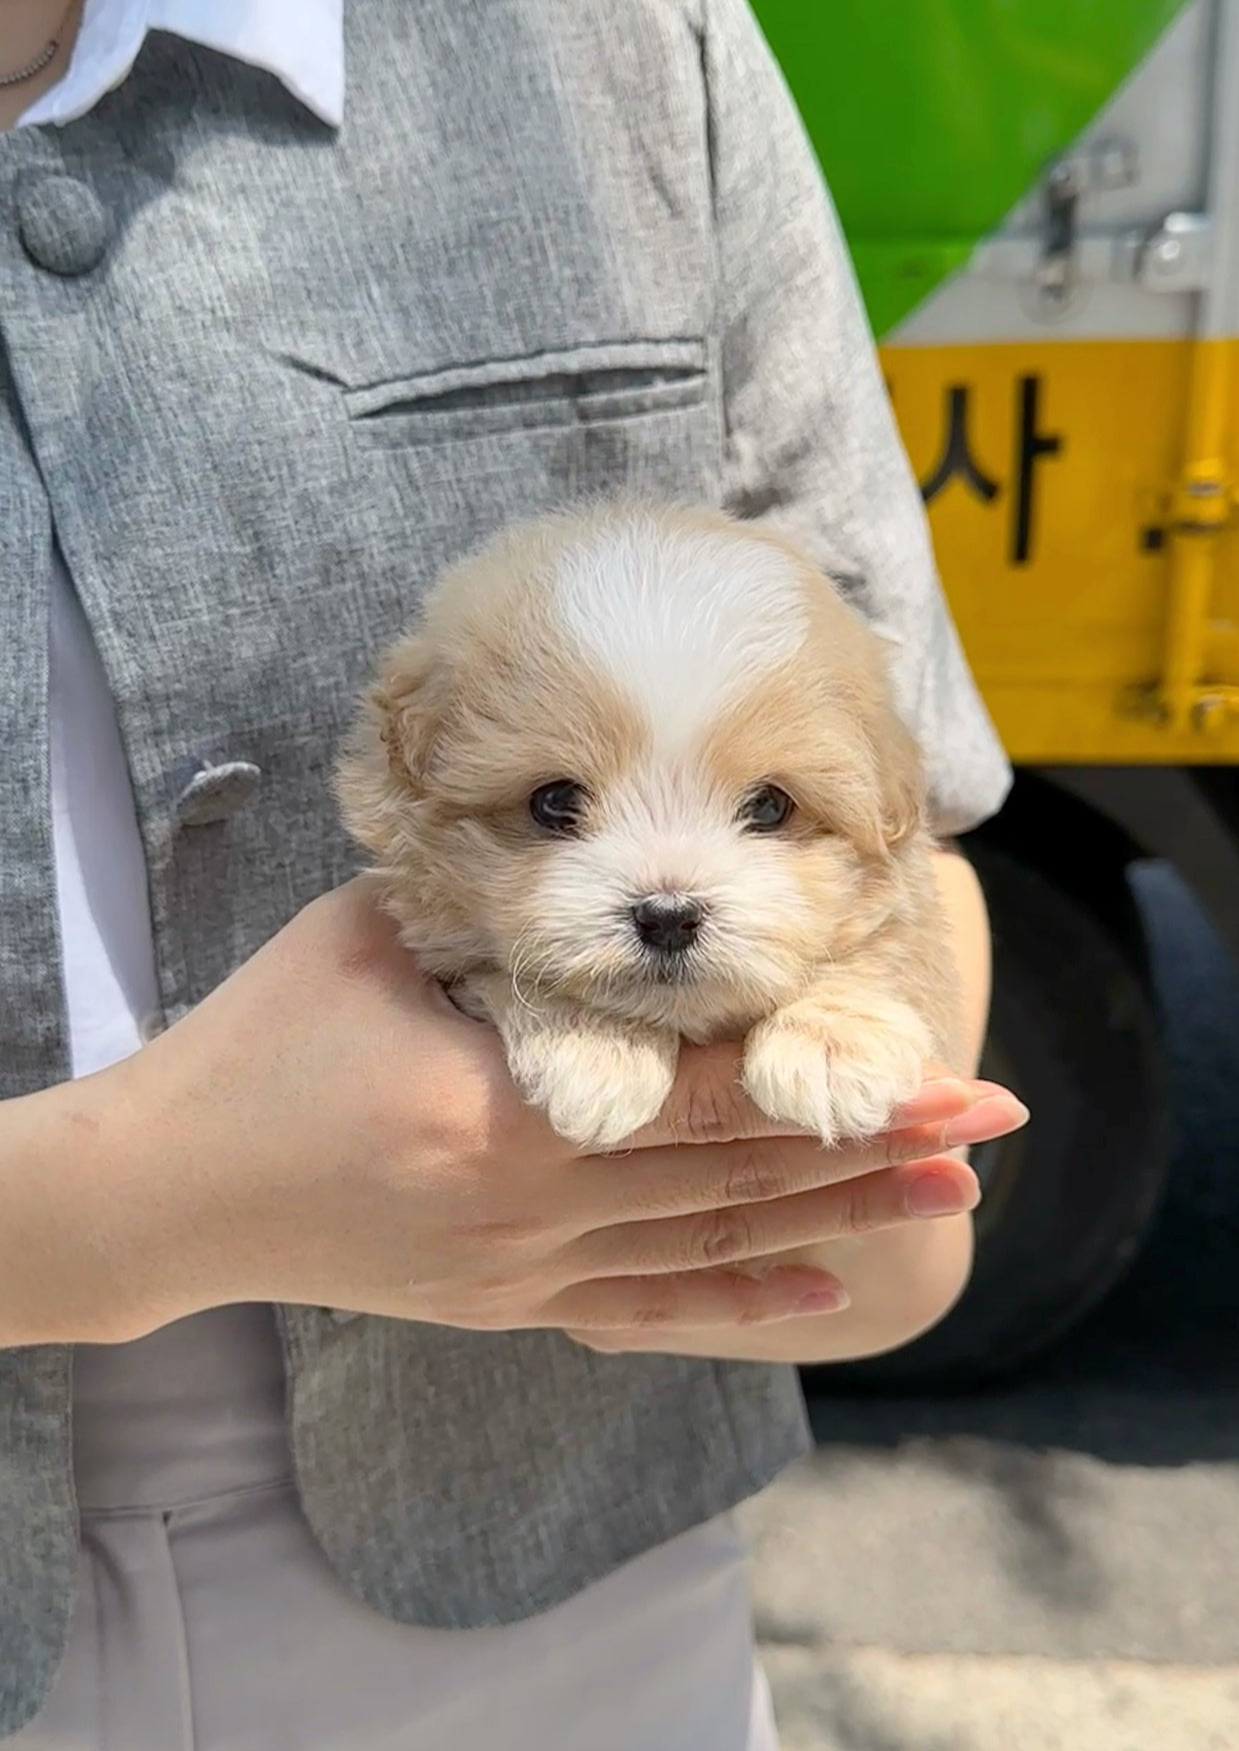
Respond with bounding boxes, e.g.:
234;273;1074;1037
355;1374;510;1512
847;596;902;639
550;514;808;752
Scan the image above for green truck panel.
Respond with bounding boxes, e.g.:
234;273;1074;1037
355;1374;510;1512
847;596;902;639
751;0;1189;335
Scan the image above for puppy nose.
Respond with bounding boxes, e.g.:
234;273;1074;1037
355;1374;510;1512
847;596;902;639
630;894;705;954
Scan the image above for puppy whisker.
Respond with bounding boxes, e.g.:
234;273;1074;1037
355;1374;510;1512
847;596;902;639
509;931;558;1017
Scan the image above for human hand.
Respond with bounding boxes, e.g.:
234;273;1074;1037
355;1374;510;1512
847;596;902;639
561;1061;1024;1358
105;880;1021;1345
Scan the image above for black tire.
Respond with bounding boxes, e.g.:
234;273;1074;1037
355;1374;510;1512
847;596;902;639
804;839;1171;1391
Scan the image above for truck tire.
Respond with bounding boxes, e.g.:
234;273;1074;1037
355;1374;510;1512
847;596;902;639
805;839;1170;1391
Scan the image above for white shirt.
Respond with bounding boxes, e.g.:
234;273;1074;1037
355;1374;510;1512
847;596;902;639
20;7;778;1746
20;0;344;132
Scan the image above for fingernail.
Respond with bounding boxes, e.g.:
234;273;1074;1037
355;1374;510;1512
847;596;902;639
906;1171;978;1218
794;1284;851;1314
892;1078;972;1123
944;1095;1029;1148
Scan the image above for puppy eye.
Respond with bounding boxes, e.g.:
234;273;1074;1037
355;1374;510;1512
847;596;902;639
529;779;588;835
739;784;795;833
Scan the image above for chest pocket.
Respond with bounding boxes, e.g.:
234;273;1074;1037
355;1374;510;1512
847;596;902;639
339;336;721;526
345;338;707;445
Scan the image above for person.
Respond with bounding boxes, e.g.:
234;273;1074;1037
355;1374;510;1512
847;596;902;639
0;0;1022;1745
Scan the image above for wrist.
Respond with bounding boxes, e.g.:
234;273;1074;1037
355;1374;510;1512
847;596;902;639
103;1033;266;1339
0;1061;202;1345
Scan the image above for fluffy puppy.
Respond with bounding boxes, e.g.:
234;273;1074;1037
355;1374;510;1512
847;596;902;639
335;504;962;1154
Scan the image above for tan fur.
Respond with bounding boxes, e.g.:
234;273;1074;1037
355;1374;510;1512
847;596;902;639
335;503;963;1155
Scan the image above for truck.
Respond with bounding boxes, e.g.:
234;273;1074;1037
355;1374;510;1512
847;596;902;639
753;0;1239;1383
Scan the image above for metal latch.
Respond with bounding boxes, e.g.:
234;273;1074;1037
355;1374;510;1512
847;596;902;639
1034;162;1080;305
1033;144;1142;309
967;141;1140;307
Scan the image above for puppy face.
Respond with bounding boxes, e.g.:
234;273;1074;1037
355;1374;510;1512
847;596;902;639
337;506;925;1039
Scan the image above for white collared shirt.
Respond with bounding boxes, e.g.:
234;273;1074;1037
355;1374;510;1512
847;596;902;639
11;11;779;1747
20;0;344;129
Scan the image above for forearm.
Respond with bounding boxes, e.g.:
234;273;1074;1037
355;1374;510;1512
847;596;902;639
0;1065;195;1346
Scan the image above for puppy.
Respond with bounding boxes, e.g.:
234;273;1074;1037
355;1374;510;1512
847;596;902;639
335;504;962;1155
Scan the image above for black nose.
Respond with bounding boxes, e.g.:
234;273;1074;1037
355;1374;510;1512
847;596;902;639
630;895;705;955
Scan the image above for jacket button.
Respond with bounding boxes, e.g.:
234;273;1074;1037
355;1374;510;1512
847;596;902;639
176;760;262;826
18;175;110;276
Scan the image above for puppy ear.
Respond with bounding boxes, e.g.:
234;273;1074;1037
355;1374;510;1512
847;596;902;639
844;622;927;855
333;629;443;856
370;630;443;790
868;702;926;852
827;669;926;858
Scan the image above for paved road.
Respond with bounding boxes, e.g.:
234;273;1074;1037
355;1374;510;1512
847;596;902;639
745;862;1239;1750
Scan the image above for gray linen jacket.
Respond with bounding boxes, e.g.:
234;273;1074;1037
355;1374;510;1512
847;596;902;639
0;0;1010;1731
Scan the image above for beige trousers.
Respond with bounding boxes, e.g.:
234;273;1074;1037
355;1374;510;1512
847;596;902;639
14;1306;778;1750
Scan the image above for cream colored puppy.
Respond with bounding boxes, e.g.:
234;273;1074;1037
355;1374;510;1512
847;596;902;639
336;504;962;1154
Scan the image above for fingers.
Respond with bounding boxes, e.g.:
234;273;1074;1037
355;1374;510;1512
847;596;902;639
627;1044;1019;1152
889;1076;1011;1129
586;1092;1025;1225
624;1041;774;1147
568;1154;979;1279
542;1261;850;1332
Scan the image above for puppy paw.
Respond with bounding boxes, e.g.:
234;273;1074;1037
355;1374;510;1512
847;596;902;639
743;1001;931;1146
508;1024;679;1151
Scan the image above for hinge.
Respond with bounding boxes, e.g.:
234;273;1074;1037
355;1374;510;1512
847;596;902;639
1117;212;1213;293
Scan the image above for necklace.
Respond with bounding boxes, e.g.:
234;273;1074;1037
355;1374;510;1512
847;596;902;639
0;1;76;88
